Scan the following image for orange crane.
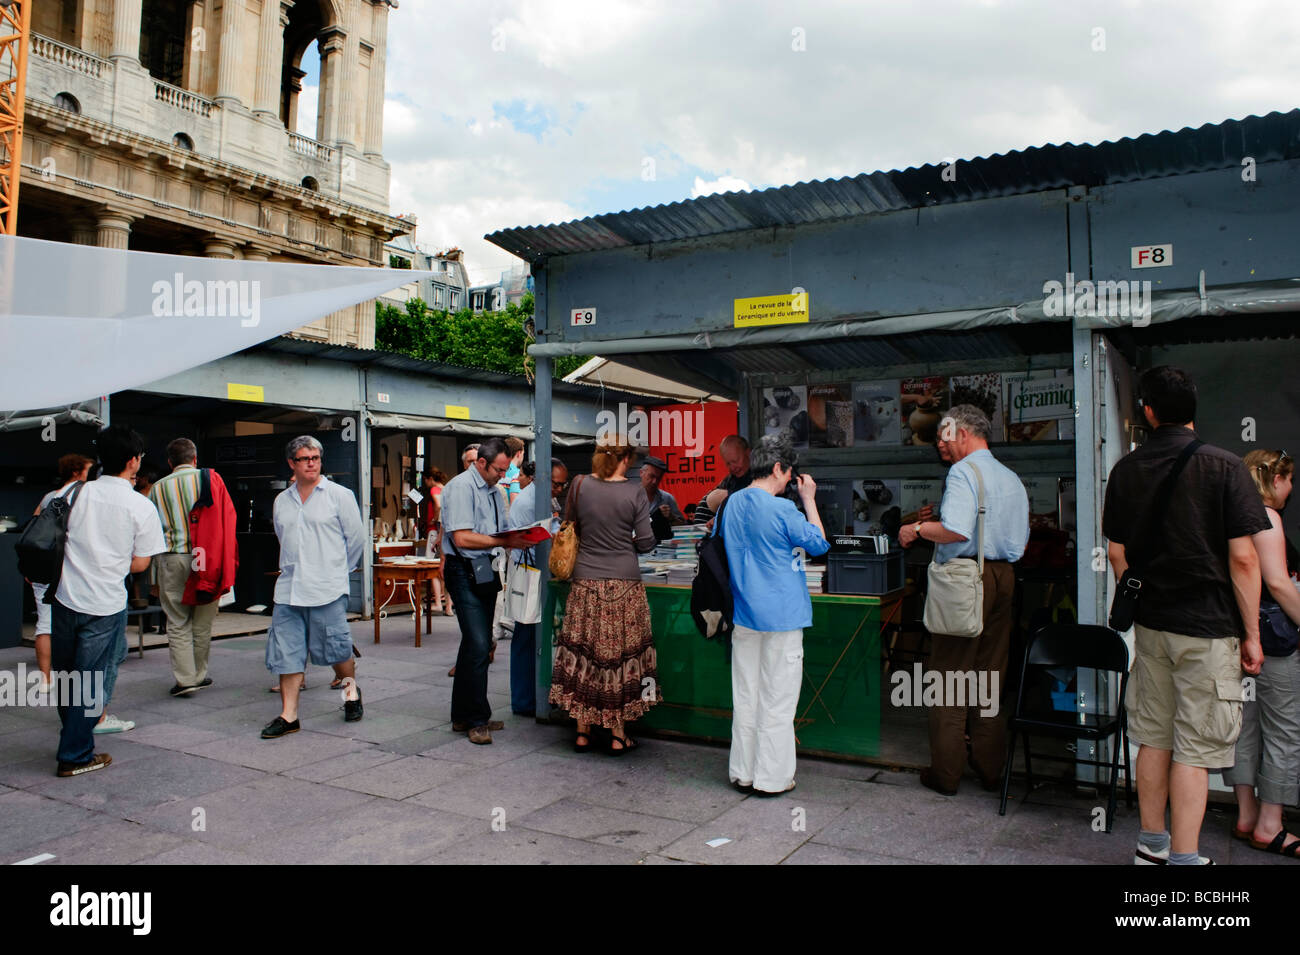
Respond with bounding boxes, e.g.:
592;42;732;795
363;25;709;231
0;0;31;235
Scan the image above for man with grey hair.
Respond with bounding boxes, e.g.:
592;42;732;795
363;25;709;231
461;444;481;471
899;403;1029;796
695;434;752;523
261;435;366;738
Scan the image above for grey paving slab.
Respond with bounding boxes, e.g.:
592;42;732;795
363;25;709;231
117;721;232;753
987;797;1133;865
132;841;273;864
349;657;442;683
407;751;622;821
783;842;924;865
417;722;566;766
30;750;266;818
813;779;1015;863
135;774;377;848
376;688;454;721
327;754;475;799
657;796;846;865
0;725;59;769
4;819;187;865
0;707;53;735
187;729;375;772
572;763;749;823
0;790;112;857
641;853;699;864
282;747;406;782
248;797;479;864
517;797;697;854
308;710;440;744
418;825;644;865
373;725;456;756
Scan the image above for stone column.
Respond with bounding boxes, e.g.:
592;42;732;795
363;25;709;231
334;3;358;147
242;244;271;261
317;28;345;143
363;2;389;157
216;0;246;106
69;218;98;246
254;0;294;119
111;0;144;63
96;212;134;249
184;2;206;93
204;237;238;258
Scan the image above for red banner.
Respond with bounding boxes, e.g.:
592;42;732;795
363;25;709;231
651;401;738;518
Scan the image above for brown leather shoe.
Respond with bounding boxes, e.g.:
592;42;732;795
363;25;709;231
453;720;504;733
467;725;492;744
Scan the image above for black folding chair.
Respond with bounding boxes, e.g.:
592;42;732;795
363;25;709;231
999;624;1133;832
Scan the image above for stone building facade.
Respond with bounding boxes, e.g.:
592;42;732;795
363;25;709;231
17;0;408;347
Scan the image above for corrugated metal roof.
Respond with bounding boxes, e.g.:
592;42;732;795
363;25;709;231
249;337;663;404
487;110;1300;263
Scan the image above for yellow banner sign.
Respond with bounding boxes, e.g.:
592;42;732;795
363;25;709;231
226;382;265;402
733;292;810;328
444;404;470;420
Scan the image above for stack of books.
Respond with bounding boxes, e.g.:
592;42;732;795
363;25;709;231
664;562;697;586
804;564;826;594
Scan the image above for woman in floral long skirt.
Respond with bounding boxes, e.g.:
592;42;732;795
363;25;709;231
550;438;663;753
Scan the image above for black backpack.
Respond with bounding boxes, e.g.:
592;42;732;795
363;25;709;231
690;496;734;641
16;481;85;589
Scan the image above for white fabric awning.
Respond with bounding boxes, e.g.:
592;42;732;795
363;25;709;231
0;235;436;409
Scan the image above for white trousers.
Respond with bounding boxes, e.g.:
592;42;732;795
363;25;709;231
729;624;804;792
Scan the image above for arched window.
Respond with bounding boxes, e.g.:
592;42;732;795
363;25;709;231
172;133;194;151
301;176;320;192
53;92;80;113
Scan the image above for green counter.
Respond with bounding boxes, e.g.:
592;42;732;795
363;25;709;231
541;581;900;761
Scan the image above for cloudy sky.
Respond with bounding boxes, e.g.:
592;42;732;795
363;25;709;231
348;0;1300;285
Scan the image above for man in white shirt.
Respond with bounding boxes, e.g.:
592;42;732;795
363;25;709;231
51;426;166;777
262;435;366;739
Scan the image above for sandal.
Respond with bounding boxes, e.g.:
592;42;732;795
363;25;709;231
1250;830;1300;857
574;731;594;753
607;733;637;756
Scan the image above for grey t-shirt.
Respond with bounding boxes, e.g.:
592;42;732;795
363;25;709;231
567;476;656;581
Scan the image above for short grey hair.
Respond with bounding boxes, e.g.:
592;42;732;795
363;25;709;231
285;435;323;461
943;404;991;441
748;433;797;479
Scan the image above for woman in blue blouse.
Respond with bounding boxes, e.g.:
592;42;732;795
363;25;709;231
720;434;829;795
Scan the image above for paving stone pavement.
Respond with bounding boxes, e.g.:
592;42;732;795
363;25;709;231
0;618;1287;866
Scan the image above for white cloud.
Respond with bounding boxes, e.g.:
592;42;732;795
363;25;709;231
376;0;1300;283
296;85;318;139
691;175;752;198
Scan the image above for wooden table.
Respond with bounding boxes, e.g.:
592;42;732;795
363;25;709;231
373;560;443;647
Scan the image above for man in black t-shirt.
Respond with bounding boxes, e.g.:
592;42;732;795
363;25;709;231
1103;366;1268;865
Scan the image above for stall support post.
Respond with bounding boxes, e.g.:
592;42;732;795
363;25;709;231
356;371;374;620
532;262;554;719
1072;322;1100;626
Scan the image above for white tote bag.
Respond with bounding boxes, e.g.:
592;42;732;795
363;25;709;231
504;556;543;625
922;462;986;639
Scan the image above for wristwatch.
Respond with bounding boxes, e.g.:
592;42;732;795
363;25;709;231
914;521;924;539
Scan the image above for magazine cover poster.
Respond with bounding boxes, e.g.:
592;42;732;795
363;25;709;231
900;478;947;524
815;479;854;536
949;373;1004;443
852;380;901;446
852;478;902;537
900;377;949;446
761;384;809;448
808;383;855;448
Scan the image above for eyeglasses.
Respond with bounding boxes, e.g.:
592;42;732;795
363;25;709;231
293;455;321;464
553;480;569;491
1256;451;1292;473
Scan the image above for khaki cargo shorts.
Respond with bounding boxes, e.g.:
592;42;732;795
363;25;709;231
1125;625;1244;768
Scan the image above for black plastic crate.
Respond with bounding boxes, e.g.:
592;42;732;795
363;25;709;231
826;550;905;595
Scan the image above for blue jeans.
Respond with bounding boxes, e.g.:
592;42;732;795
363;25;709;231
510;623;537;715
50;598;124;765
445;557;495;727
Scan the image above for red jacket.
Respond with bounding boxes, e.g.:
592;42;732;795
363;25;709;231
184;468;239;605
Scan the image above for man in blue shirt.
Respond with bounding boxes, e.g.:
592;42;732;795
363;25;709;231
721;434;829;795
899;404;1029;795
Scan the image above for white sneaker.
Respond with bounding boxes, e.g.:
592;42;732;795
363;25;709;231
1134;844;1214;865
92;714;136;734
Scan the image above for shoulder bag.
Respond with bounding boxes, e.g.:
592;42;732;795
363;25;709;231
923;462;986;639
548;475;584;581
1107;439;1202;632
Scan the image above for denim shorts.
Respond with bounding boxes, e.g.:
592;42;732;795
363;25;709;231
265;595;352;674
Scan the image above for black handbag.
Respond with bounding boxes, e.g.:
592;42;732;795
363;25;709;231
1108;439;1202;632
1259;599;1300;657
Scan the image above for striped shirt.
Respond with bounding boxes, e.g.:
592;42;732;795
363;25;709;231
148;465;203;554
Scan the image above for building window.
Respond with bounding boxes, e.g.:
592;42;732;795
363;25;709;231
139;0;188;87
53;92;80;113
472;292;484;311
450;291;460;309
434;287;444;308
388;254;412;270
172;132;194;150
301;176;320;192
